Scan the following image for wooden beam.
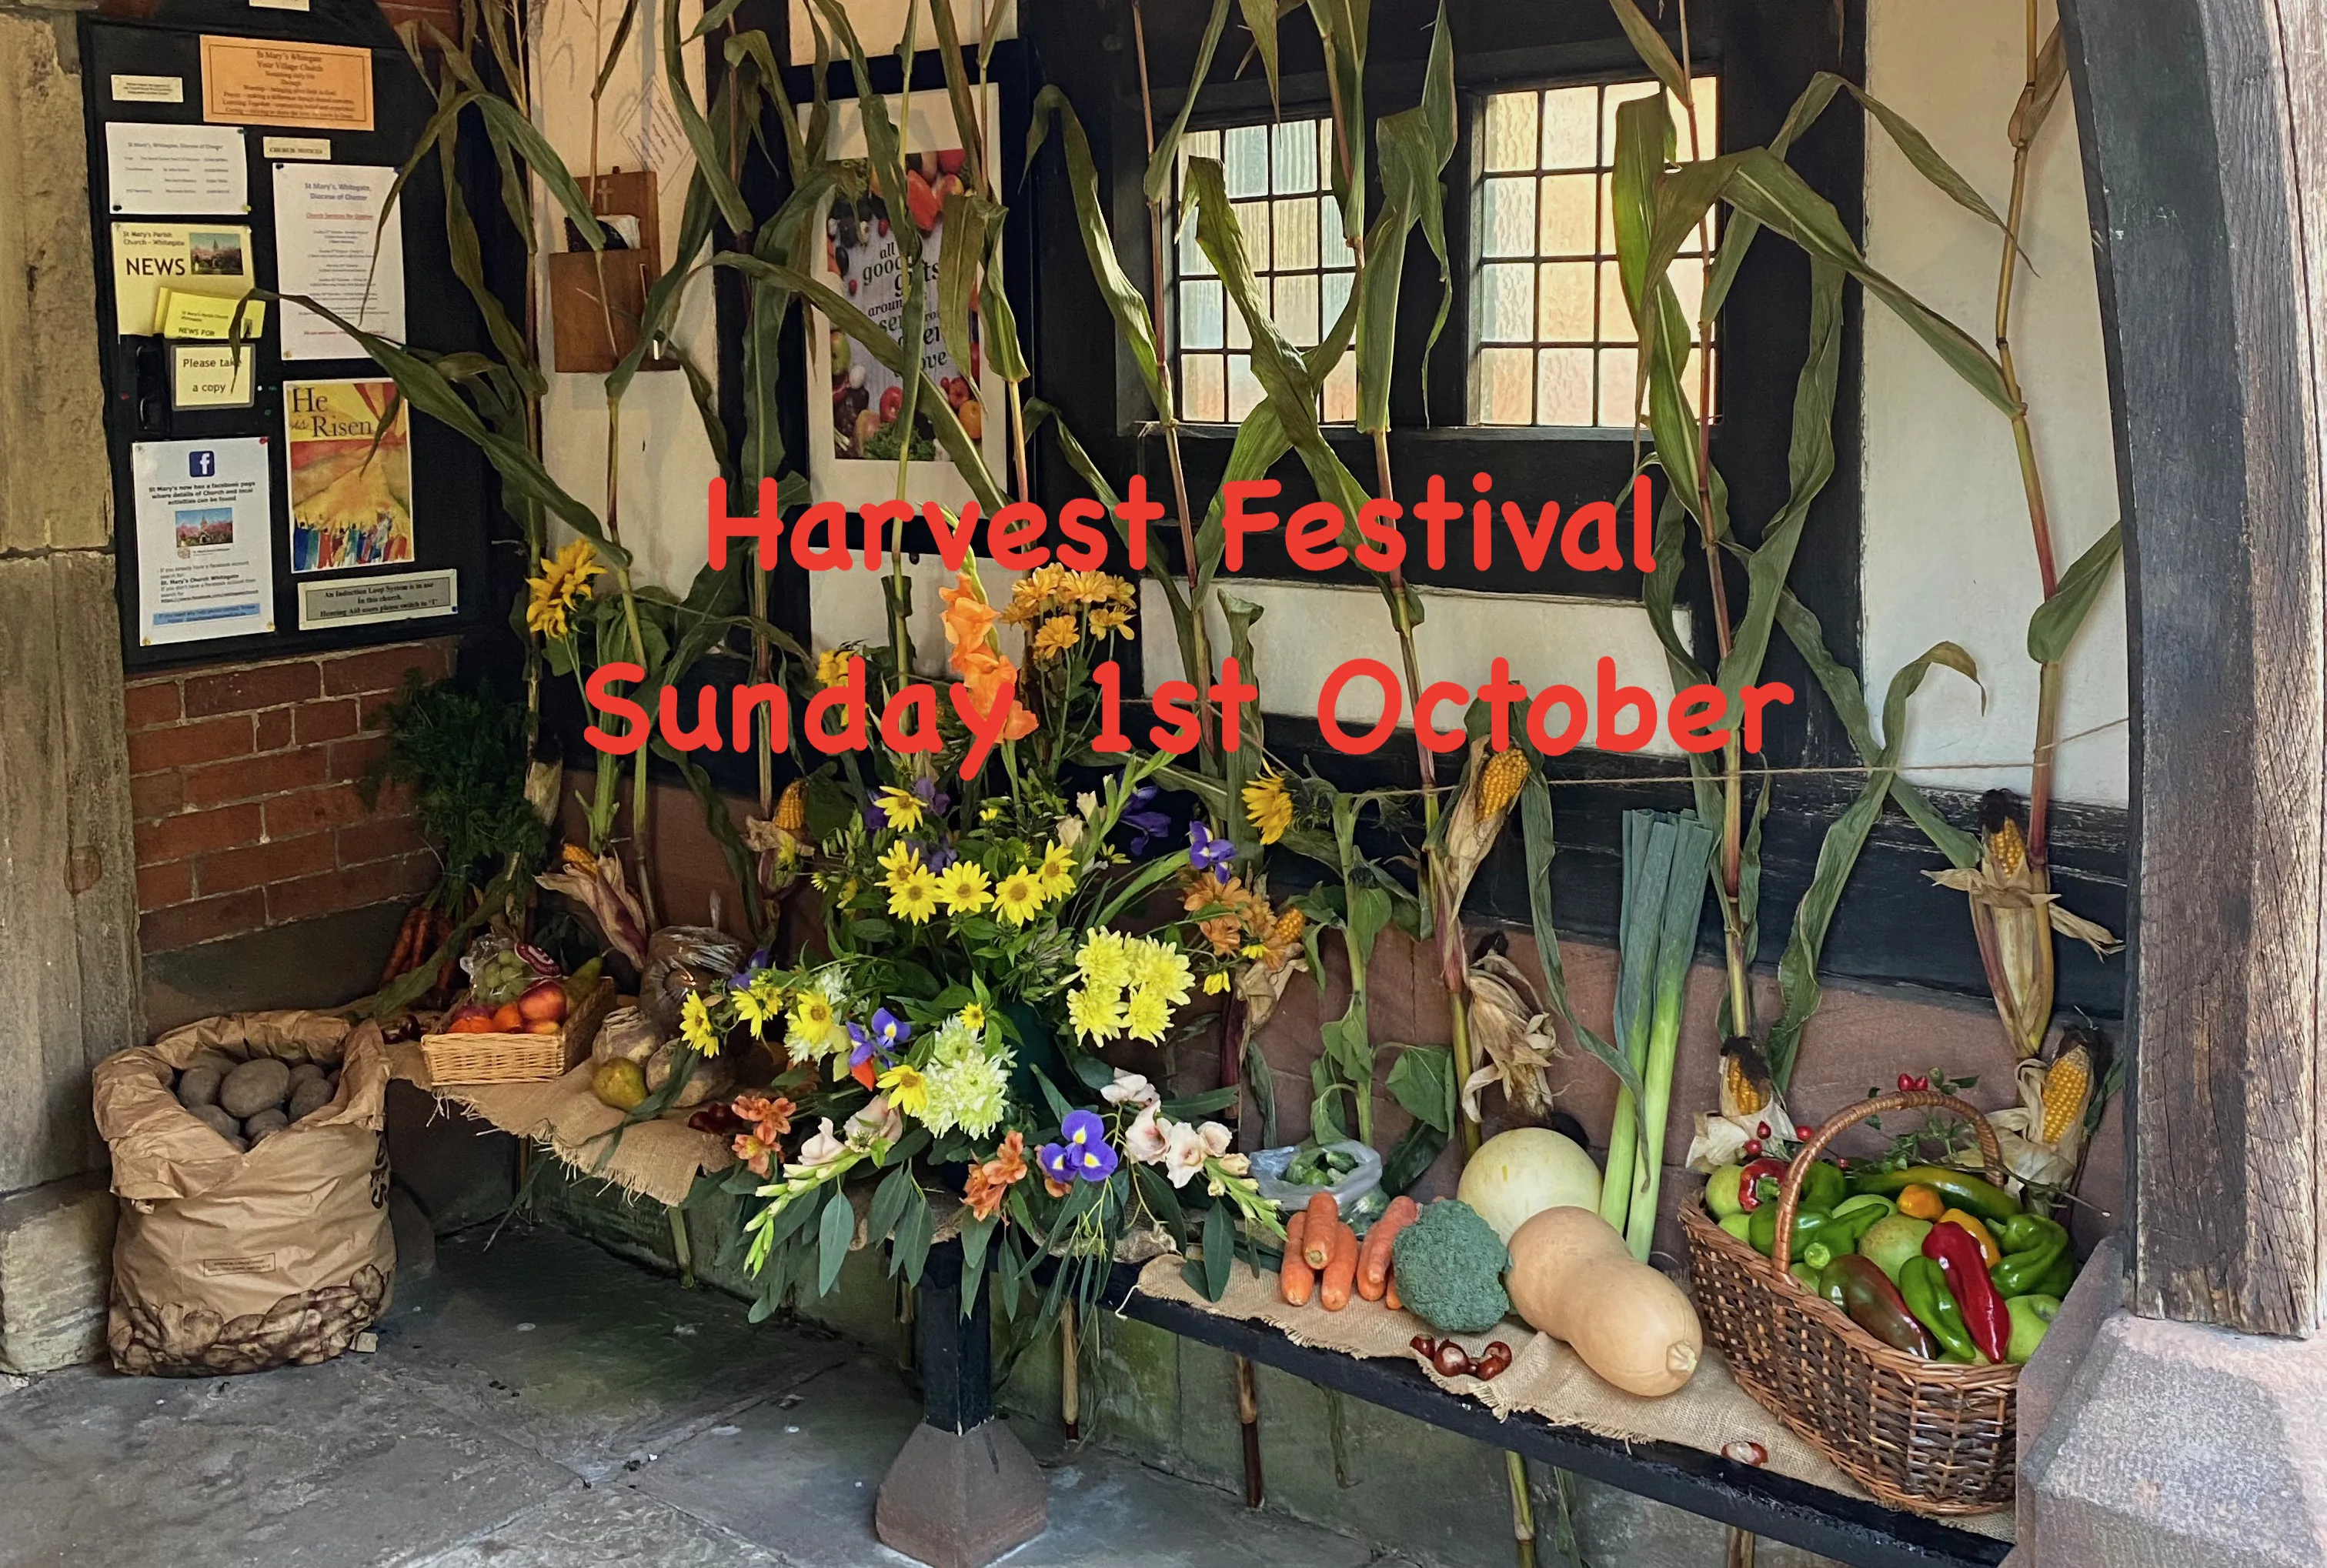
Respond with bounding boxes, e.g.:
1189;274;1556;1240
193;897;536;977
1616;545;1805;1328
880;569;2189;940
2060;0;2327;1334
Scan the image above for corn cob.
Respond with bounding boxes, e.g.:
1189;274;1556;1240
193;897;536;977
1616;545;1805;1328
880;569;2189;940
1481;748;1530;815
2039;1033;2098;1143
775;779;806;832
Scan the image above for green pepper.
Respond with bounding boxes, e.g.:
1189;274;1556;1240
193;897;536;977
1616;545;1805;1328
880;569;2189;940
1799;1160;1848;1215
1831;1193;1895;1222
1900;1254;1980;1363
2031;1250;2078;1299
1749;1200;1829;1259
1818;1200;1892;1256
1989;1216;2071;1297
1995;1213;2058;1255
1821;1254;1937;1359
1848;1165;2022;1225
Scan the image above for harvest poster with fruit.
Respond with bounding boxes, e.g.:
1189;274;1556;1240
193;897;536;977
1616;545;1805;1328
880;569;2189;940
284;379;416;574
806;86;1007;509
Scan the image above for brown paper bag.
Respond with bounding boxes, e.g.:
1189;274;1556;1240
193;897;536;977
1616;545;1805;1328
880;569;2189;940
93;1011;396;1376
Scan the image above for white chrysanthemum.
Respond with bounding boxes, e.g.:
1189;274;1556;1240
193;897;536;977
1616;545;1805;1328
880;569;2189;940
920;1043;1012;1139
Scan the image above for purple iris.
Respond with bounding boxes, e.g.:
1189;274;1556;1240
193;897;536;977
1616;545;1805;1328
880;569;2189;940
731;948;773;986
1187;822;1234;883
1120;784;1171;855
864;799;889;832
911;776;951;816
907;838;959;872
848;1013;908;1071
1043;1108;1117;1183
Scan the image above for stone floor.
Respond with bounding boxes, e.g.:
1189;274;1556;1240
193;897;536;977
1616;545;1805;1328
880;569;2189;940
0;1223;1414;1568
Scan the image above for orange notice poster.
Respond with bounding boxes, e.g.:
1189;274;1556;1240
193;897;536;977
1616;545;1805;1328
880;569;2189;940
200;35;373;132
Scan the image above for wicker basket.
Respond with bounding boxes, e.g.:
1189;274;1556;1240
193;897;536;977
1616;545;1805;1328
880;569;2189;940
416;978;617;1086
1681;1091;2020;1514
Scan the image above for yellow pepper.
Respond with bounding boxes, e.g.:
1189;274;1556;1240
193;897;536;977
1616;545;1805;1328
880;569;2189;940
1939;1208;2002;1266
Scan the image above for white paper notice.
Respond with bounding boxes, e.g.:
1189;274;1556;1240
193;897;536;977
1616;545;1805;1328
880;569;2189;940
132;438;275;644
105;123;248;215
273;163;406;359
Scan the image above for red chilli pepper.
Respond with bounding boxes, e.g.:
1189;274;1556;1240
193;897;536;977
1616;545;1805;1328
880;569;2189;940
1734;1157;1788;1211
1924;1219;2010;1363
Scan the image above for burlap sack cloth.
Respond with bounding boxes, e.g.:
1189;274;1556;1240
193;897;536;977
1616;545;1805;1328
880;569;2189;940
1133;1256;2015;1540
93;1011;394;1376
387;1051;731;1208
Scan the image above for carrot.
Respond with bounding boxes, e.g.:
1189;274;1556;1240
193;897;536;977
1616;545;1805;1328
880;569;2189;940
1357;1196;1420;1301
1384;1268;1401;1312
1320;1219;1360;1310
1279;1213;1315;1306
379;906;421;986
1301;1193;1339;1269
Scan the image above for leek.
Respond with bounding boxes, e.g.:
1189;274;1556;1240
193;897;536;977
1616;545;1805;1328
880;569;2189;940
1598;812;1716;1260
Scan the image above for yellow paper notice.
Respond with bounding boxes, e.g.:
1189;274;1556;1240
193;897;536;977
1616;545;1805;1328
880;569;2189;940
112;224;253;336
200;35;373;131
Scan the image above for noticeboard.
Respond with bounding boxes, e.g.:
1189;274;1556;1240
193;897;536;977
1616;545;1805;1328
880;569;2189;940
83;2;495;671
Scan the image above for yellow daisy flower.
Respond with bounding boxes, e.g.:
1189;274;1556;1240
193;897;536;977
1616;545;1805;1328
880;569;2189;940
935;861;993;914
731;983;781;1038
679;991;721;1056
1036;842;1076;900
877;1063;929;1118
1204;971;1231;996
993;866;1043;926
1242;773;1294;846
875;785;924;832
959;1003;985;1033
889;866;942;923
877;841;923;889
788;991;843;1056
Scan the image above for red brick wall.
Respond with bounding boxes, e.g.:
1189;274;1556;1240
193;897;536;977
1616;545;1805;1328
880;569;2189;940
125;640;456;952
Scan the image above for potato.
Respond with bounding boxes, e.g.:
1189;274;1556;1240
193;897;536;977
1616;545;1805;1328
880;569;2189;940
287;1076;334;1123
187;1049;239;1076
219;1058;292;1119
288;1062;328;1090
175;1065;222;1110
243;1108;290;1144
188;1103;241;1145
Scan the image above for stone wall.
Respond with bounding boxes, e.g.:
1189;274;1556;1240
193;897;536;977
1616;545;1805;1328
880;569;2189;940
124;639;454;952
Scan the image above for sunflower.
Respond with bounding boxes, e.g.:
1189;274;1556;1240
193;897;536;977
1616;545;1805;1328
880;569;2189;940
935;861;993;914
526;539;603;639
1242;773;1294;846
993;866;1044;926
888;865;942;923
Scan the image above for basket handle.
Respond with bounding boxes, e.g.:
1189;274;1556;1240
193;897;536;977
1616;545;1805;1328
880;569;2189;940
1769;1091;2006;1277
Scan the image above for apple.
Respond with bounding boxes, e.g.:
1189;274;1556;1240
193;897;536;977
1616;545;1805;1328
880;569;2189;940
880;385;904;424
2006;1294;2062;1363
517;978;568;1024
1705;1164;1746;1219
525;1019;562;1035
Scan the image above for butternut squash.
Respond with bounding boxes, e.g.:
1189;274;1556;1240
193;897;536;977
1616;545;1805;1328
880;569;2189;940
1504;1206;1701;1397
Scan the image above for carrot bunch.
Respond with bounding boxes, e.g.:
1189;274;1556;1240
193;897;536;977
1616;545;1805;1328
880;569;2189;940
1279;1194;1421;1312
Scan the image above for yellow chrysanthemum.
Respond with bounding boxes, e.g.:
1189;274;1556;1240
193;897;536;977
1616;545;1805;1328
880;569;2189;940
877;1063;929;1118
1036;841;1076;900
1123;986;1170;1043
1067;982;1125;1043
1075;929;1130;989
525;539;603;639
1032;614;1079;662
1088;605;1133;638
888;866;942;923
814;648;854;688
876;785;924;832
877;841;923;889
1128;941;1194;1006
1242;773;1294;846
993;866;1043;926
1204;971;1231;995
936;861;993;914
679;991;720;1056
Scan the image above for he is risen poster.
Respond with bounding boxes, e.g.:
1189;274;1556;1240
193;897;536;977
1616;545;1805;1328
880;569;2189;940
285;379;415;573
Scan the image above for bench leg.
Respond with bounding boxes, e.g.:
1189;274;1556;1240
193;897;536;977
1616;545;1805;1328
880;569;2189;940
875;1239;1047;1568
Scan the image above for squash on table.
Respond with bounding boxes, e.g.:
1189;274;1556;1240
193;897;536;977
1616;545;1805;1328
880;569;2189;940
1504;1206;1701;1397
1456;1127;1604;1243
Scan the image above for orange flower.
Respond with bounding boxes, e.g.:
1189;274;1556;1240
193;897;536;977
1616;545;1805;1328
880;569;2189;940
938;569;1000;673
733;1093;795;1144
1043;1173;1073;1199
733;1131;776;1177
963;1129;1031;1221
960;646;1038;740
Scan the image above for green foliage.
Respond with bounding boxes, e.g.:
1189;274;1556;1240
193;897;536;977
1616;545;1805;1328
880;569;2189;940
361;675;547;909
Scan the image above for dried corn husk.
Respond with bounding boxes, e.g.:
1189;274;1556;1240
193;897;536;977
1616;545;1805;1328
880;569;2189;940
1985;1028;2106;1189
537;846;651;967
1233;955;1305;1034
744;780;813;891
1431;739;1523;994
1926;792;2121;1057
1685;1038;1795;1172
1459;949;1557;1122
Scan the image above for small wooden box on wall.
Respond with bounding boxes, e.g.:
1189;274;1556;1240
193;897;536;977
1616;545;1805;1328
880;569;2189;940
547;170;677;375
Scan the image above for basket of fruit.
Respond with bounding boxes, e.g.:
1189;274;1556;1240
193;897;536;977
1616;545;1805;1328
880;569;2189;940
1682;1091;2076;1515
419;946;616;1085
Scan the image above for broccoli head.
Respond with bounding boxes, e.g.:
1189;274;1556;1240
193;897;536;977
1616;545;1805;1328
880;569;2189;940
1390;1198;1511;1333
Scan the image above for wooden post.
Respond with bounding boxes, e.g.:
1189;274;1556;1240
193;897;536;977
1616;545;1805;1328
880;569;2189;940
2061;0;2327;1335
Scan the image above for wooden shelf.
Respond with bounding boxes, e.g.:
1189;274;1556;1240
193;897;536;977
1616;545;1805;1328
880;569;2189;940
1097;1266;2012;1568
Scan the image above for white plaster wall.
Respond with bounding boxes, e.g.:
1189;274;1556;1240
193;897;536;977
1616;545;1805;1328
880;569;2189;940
1861;0;2128;805
534;0;719;594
